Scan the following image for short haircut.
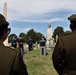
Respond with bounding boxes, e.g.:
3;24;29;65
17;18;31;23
0;24;8;38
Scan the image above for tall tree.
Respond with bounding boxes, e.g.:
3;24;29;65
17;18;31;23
19;32;26;42
53;26;64;41
8;34;17;43
25;29;42;44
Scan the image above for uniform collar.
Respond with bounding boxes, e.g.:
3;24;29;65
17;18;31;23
0;40;4;46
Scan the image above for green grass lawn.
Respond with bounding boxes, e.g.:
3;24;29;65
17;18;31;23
23;48;58;75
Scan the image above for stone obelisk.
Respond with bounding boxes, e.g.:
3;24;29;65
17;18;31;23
3;2;7;20
3;2;9;46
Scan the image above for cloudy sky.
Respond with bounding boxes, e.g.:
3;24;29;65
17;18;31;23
0;0;76;37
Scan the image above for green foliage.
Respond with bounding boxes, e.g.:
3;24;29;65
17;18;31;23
25;29;42;44
35;32;42;43
53;26;64;37
8;34;17;42
19;32;26;42
19;32;26;37
53;26;64;42
24;49;58;75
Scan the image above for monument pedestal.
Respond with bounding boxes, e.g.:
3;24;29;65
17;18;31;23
40;40;46;56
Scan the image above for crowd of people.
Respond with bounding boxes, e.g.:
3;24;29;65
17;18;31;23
10;35;34;53
0;13;76;75
10;34;24;57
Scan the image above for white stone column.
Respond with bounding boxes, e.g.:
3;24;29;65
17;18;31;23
56;35;58;43
3;2;9;46
46;23;53;47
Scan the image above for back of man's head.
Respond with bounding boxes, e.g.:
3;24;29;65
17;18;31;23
0;13;9;38
68;14;76;31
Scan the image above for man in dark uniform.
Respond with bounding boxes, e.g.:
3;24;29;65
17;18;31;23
0;13;28;75
41;35;46;41
28;36;33;51
10;35;17;48
52;14;76;75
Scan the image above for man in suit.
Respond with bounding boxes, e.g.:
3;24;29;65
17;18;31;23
10;35;17;48
41;35;46;41
0;13;28;75
52;14;76;75
18;34;24;56
28;36;33;51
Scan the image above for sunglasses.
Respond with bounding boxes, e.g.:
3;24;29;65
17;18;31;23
6;28;11;35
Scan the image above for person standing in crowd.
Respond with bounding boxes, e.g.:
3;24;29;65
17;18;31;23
10;35;17;48
0;13;28;75
18;34;24;57
28;36;33;51
52;14;76;75
41;35;46;41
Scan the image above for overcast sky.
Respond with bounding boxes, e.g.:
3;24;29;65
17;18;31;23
0;0;76;36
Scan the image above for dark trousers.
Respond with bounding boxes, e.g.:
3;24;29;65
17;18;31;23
12;44;17;48
28;44;33;51
19;44;24;57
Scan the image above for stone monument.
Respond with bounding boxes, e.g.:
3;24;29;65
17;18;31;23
3;2;9;46
46;23;54;49
3;2;7;20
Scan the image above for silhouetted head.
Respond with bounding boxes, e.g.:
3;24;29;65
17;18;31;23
68;14;76;31
0;13;11;42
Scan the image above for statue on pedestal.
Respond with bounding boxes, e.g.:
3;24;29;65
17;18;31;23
46;23;54;49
